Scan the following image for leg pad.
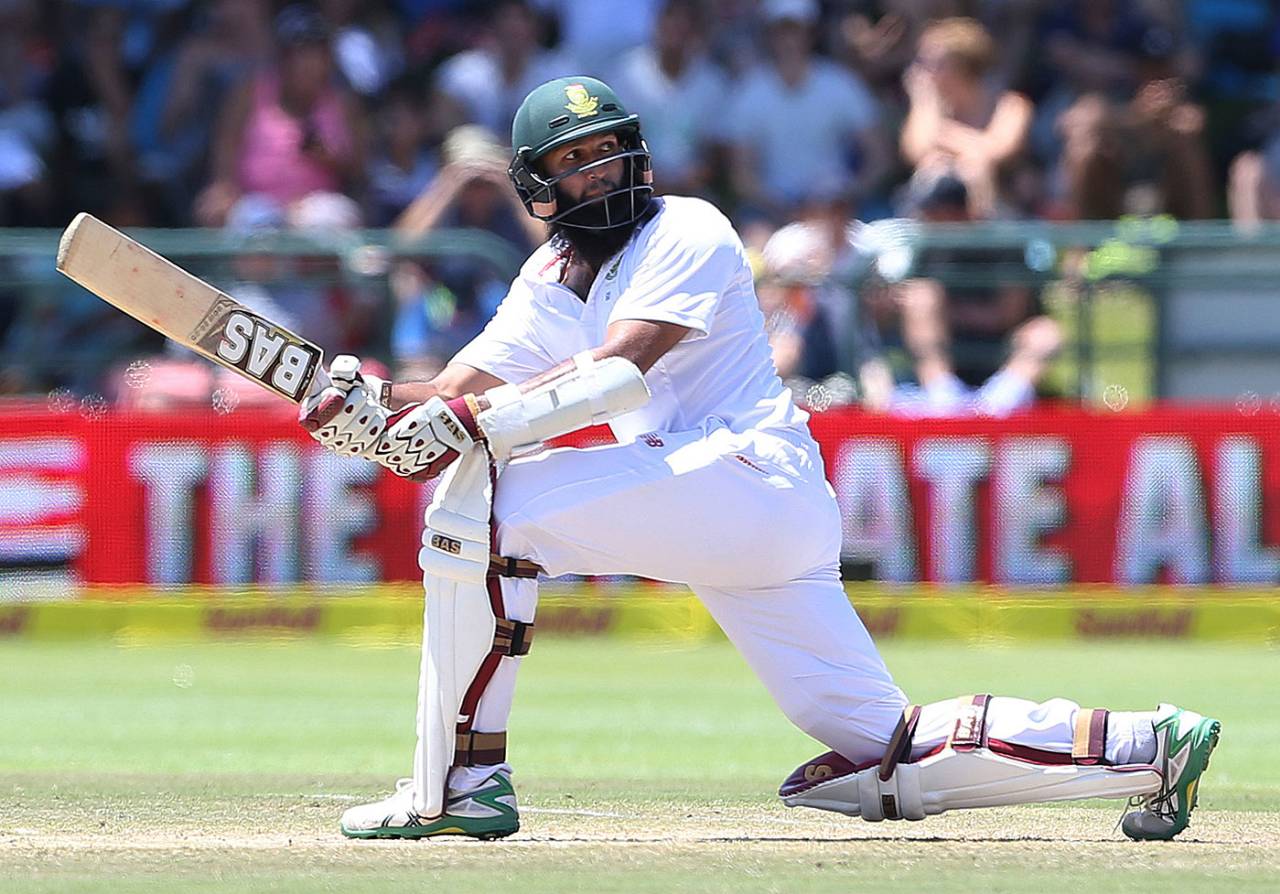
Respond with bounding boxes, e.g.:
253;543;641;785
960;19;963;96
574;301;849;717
780;696;1160;822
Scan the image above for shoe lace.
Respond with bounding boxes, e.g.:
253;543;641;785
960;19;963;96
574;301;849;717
1113;746;1177;831
1113;794;1145;833
1145;782;1178;820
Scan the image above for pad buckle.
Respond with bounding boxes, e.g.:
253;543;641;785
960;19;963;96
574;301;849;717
454;731;507;767
488;554;542;579
493;618;534;657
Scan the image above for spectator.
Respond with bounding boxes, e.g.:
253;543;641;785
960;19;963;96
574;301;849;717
760;216;889;406
283;190;381;354
1228;140;1280;229
725;0;888;219
756;224;840;385
390;125;545;376
218;193;301;338
773;193;876;366
702;0;762;79
873;170;1062;414
608;0;726;198
434;0;572;139
2;266;161;396
1037;0;1179;101
130;0;274;224
531;0;660;75
395;125;544;250
0;0;54;226
46;4;142;222
316;0;404;97
836;0;1028;104
1052;29;1215;219
196;4;368;226
875;314;1063;417
900;18;1034;218
366;83;445;225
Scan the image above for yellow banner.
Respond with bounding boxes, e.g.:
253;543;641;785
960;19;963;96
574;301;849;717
0;584;1275;644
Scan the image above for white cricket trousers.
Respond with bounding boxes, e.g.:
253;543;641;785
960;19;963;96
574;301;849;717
447;422;1152;791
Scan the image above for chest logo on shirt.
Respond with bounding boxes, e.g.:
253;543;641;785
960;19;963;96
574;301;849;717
564;85;599;117
605;257;622;281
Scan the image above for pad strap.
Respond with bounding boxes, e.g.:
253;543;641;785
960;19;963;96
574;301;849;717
493;618;534;657
947;694;992;751
451;464;534;775
879;704;922;782
1072;708;1108;765
488;554;542;579
454;730;507;767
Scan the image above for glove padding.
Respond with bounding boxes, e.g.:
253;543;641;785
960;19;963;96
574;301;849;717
299;355;478;481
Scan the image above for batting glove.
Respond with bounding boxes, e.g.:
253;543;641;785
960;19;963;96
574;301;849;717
299;355;482;482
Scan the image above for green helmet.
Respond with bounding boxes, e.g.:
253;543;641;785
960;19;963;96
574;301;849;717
508;76;653;230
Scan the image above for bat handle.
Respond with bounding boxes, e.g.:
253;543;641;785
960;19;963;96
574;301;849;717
302;363;332;403
328;355;361;383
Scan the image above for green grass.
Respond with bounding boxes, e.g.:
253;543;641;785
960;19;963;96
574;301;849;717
1;639;1277;892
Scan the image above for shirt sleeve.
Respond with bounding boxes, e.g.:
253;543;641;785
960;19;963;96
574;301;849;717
450;279;556;384
607;210;740;339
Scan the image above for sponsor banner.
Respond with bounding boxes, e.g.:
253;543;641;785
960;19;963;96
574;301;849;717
0;585;1276;643
2;403;1279;585
808;407;1280;585
1;404;427;586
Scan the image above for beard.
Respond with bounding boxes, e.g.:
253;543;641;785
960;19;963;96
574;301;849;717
549;187;653;270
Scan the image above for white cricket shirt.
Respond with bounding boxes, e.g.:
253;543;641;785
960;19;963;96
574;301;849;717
451;196;810;443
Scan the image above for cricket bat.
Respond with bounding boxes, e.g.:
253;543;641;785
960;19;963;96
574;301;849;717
55;212;328;403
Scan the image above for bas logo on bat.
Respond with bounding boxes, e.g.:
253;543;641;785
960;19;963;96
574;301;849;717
57;215;327;405
200;306;320;400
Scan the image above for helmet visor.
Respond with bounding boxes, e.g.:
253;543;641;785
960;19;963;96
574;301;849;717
511;142;654;230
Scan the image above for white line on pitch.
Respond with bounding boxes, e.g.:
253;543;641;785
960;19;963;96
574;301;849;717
523;806;629;818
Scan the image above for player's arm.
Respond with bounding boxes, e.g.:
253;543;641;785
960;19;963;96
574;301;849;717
301;323;664;479
505;319;686;399
391;318;683;410
387;363;506;409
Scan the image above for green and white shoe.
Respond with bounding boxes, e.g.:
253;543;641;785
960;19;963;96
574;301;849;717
340;772;519;840
1121;704;1221;841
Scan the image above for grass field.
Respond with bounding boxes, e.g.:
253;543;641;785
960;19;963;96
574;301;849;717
2;637;1277;892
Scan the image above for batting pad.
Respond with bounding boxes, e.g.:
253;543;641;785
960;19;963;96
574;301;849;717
781;746;1162;821
413;447;498;818
780;696;1162;821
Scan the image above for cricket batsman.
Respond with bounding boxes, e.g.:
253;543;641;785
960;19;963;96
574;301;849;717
299;77;1219;842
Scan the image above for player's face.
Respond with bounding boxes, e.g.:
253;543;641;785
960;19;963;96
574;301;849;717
542;132;626;205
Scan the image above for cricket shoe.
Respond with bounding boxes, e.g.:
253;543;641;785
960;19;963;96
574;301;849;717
340;771;519;840
1120;704;1221;841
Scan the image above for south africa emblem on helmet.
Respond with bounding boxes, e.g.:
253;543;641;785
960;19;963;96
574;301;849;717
564;84;599;118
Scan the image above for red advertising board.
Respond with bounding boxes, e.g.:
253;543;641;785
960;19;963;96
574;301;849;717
3;403;1277;586
809;406;1280;584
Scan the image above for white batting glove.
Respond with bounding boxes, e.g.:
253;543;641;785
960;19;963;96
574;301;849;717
299;355;481;482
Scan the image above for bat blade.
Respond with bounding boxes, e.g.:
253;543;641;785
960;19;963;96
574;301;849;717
56;213;326;404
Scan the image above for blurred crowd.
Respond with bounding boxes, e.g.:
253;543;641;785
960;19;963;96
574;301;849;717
4;0;1280;413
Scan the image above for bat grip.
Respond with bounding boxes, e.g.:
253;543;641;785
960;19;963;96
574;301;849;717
302;364;332;403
